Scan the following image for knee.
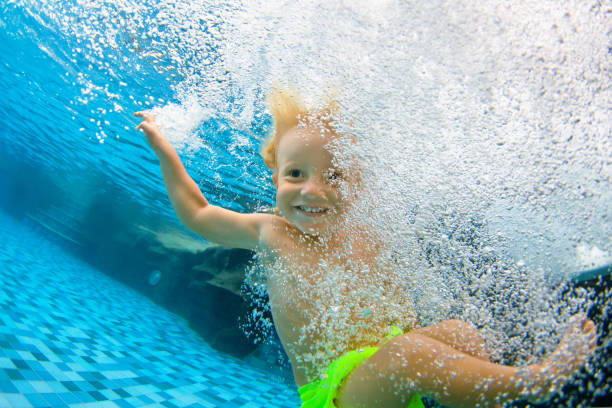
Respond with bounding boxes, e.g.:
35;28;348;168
445;319;489;358
443;319;485;343
444;319;477;333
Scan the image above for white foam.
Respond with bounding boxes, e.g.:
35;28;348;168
576;244;612;271
23;0;611;391
150;96;211;152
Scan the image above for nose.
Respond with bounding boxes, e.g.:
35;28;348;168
301;176;327;198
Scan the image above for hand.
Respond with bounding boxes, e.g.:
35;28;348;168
135;111;165;149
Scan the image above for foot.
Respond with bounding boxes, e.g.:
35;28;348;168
519;315;597;403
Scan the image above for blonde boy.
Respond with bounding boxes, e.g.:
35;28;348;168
135;89;596;408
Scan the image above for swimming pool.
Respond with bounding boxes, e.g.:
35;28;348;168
0;2;299;407
0;212;298;407
1;0;611;407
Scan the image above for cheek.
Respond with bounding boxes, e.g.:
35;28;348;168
275;187;290;208
333;181;350;201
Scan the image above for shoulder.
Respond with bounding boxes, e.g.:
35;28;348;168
258;214;297;250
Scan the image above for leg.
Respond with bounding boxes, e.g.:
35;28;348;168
410;319;490;360
336;317;596;408
337;333;520;408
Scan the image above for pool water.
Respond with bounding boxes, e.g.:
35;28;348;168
1;0;610;406
0;211;299;407
0;2;302;406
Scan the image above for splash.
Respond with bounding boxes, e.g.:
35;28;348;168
148;95;211;152
17;0;609;264
16;0;612;403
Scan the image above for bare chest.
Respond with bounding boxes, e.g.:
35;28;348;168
258;224;416;381
263;244;415;376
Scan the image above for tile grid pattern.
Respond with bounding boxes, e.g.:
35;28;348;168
0;213;299;407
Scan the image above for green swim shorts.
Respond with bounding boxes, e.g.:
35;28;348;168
298;327;424;408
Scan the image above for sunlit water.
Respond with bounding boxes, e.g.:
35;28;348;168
1;0;611;406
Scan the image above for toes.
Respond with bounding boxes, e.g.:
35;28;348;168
582;319;595;333
568;314;595;336
578;315;588;329
579;319;597;347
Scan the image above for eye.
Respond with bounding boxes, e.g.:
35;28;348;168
288;169;303;178
327;170;342;182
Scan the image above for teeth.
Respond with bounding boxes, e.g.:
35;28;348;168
299;206;326;213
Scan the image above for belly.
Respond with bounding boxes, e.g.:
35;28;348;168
268;290;397;385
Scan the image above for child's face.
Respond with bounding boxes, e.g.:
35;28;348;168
274;125;344;235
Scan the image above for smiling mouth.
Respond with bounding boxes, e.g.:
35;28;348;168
295;205;330;217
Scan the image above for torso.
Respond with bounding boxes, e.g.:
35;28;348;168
259;218;417;386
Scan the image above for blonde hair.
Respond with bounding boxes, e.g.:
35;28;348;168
261;86;339;170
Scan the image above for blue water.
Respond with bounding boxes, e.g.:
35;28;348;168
0;212;298;407
0;2;298;407
0;2;274;220
2;1;611;407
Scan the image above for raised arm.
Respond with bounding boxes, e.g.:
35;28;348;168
135;112;271;250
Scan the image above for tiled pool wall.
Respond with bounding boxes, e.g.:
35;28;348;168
0;212;299;407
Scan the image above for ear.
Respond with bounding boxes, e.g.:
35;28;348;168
272;173;278;188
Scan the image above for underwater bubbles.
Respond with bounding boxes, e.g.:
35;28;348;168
17;0;611;402
229;1;610;401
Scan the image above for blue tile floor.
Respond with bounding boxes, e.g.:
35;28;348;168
0;212;300;407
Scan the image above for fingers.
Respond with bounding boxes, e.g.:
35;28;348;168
134;111;155;131
136;121;154;132
134;111;155;121
134;111;152;119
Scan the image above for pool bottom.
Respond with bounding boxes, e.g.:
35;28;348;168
0;211;299;408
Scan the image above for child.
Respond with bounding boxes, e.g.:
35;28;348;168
135;89;596;408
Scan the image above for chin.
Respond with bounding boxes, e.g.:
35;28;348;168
284;212;337;237
296;221;332;237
